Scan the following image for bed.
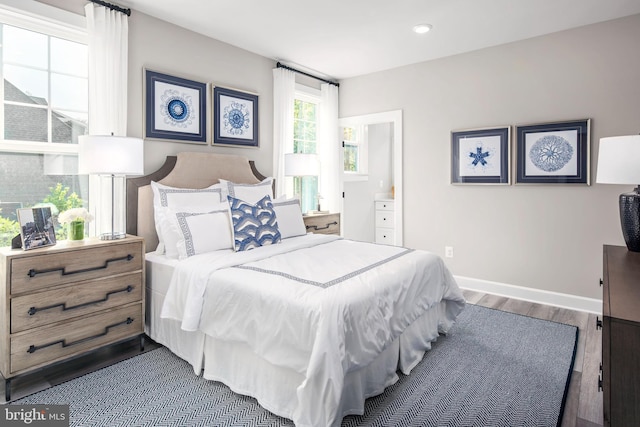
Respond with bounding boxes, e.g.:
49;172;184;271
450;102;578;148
126;152;465;427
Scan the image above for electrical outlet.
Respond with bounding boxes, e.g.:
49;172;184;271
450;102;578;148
445;246;454;258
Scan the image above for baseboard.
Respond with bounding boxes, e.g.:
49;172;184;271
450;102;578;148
455;275;602;314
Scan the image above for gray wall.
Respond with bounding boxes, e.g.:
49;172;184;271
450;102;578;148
37;0;276;176
339;14;640;299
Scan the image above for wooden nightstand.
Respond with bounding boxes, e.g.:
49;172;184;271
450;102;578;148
0;236;145;401
303;212;340;235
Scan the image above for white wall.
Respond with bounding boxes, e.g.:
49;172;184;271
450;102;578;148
339;14;640;300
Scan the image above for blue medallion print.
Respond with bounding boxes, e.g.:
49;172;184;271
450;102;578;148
167;98;188;122
223;101;251;136
529;135;573;172
469;146;491;167
159;89;194;129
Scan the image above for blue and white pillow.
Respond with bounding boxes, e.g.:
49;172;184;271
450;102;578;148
228;195;281;251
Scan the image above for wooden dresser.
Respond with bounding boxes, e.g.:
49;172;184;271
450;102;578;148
0;236;145;401
601;244;640;426
303;212;340;235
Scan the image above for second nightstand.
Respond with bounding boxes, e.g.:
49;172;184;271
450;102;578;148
303;212;340;235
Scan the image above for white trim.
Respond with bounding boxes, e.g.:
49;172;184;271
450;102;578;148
294;83;321;101
456;275;602;314
0;141;78;154
0;0;86;42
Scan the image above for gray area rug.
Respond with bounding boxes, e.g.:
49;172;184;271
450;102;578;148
15;304;578;426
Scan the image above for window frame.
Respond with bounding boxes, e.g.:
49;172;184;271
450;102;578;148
0;1;87;158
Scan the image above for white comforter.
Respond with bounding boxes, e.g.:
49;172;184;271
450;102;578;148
161;234;465;426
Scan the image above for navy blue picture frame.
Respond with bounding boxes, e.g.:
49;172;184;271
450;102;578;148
213;86;259;147
144;69;207;144
451;126;510;184
515;119;590;185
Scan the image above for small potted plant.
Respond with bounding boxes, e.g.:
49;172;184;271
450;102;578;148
58;208;94;241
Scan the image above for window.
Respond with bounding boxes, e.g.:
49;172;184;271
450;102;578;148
0;6;88;246
292;87;319;213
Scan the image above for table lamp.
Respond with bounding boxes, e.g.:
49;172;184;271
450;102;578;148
285;153;319;212
596;135;640;252
78;135;144;240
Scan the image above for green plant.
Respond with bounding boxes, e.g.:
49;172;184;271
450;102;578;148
0;215;20;247
43;183;84;213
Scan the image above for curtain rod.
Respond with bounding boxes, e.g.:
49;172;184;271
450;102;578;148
276;62;339;87
88;0;131;16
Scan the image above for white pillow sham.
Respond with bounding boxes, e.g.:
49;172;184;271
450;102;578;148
172;207;234;259
272;198;306;239
151;181;224;254
219;177;273;205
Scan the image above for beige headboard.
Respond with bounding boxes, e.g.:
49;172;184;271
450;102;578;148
126;152;267;252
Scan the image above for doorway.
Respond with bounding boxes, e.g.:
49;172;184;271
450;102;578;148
338;110;403;246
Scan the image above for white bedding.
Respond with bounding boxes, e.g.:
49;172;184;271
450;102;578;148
160;234;465;427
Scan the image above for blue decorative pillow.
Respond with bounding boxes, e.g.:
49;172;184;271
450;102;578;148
228;195;281;251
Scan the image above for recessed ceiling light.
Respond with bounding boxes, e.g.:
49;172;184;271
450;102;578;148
413;24;432;34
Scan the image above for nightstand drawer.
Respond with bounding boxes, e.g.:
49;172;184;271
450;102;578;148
10;303;143;374
10;241;143;294
11;272;143;333
375;211;394;228
304;213;340;235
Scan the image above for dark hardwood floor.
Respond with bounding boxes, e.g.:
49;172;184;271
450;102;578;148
3;291;603;426
2;337;161;403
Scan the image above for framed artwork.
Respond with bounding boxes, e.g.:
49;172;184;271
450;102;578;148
17;207;56;250
213;86;259;147
451;126;510;184
144;69;207;144
515;119;591;185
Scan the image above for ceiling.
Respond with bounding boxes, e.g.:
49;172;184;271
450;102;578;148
119;0;640;81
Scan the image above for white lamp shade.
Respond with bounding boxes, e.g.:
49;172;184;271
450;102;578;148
78;135;144;175
597;135;640;185
285;153;320;176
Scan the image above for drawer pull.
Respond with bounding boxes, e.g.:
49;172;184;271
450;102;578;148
27;317;134;354
306;221;338;231
27;254;134;278
28;285;134;316
596;317;603;330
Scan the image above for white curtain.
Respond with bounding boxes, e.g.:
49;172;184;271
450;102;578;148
318;83;340;213
272;68;296;198
84;3;129;235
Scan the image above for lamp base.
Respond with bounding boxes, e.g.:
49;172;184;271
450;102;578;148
619;187;640;252
99;231;126;240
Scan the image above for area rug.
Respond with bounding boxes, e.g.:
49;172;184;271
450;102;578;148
14;304;578;426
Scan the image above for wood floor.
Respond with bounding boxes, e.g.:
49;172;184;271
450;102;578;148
3;291;604;427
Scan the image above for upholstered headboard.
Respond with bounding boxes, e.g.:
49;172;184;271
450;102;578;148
126;152;268;252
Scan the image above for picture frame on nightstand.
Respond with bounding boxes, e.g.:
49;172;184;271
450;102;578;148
16;207;56;250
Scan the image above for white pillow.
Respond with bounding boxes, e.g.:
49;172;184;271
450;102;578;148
151;181;224;254
272;198;306;239
171;207;234;259
219;177;273;205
